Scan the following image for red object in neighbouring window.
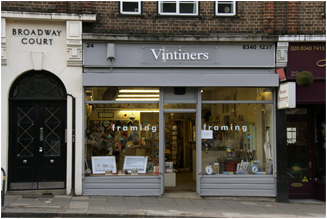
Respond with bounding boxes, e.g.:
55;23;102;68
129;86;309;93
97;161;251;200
276;68;287;81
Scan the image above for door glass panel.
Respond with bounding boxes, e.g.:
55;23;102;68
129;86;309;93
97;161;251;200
286;108;307;115
287;121;309;182
315;106;326;182
17;107;35;156
44;107;61;156
164;104;196;109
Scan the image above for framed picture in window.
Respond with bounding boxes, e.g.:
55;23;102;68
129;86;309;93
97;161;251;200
123;156;148;173
91;156;117;174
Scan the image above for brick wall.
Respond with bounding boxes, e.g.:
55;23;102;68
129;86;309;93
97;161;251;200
1;1;325;35
297;1;326;34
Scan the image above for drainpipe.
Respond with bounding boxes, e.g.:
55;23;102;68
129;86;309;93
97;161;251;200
1;167;6;207
67;94;76;196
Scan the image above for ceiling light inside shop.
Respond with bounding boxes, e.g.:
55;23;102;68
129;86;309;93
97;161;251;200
120;110;159;112
116;98;159;101
116;88;160;101
119;89;159;93
118;94;159;98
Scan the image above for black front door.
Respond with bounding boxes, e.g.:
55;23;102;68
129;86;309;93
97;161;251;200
9;101;66;190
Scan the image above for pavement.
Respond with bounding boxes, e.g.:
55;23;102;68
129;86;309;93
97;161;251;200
1;193;326;218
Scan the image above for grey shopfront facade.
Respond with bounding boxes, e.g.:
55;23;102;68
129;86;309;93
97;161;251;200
82;42;279;197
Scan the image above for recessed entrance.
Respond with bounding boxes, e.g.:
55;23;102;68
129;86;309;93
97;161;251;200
8;71;67;190
164;113;196;193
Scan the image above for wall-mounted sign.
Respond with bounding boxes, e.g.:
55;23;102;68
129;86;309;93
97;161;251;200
6;20;66;54
83;43;275;68
12;28;62;45
287;43;326;79
278;82;296;109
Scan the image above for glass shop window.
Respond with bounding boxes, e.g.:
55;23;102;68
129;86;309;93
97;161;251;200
120;1;142;15
201;87;273;101
215;1;236;16
85;86;161;176
158;1;198;16
201;100;274;176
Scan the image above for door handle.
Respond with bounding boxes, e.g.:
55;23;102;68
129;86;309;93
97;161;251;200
40;127;43;141
309;161;312;168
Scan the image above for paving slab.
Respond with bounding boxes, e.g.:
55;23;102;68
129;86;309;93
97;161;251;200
68;201;89;208
88;202;106;210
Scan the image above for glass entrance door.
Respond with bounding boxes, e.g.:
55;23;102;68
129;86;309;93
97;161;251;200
163;112;196;193
287;118;313;198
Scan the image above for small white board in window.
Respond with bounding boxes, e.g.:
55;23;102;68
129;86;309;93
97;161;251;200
91;156;117;174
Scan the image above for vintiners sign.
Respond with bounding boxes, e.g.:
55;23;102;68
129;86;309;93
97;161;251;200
287;43;326;79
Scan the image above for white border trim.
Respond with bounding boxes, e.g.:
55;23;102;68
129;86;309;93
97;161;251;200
1;11;96;22
279;35;326;42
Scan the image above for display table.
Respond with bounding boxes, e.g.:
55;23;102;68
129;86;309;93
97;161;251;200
164;172;176;187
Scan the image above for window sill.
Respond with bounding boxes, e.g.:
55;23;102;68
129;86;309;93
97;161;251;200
117;14;145;17
155;14;203;18
212;15;240;18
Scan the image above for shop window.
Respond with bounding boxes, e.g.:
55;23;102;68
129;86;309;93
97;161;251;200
201;87;273;101
85;103;160;176
201;99;274;175
215;1;236;16
119;1;142;15
158;1;199;16
85;86;161;177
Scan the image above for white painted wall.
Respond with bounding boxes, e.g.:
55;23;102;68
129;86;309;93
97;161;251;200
1;18;83;195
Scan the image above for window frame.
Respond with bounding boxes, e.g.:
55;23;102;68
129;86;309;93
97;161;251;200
158;1;199;16
215;1;237;17
119;1;142;15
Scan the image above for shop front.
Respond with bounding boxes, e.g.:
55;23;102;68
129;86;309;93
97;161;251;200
82;42;279;196
286;43;326;201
